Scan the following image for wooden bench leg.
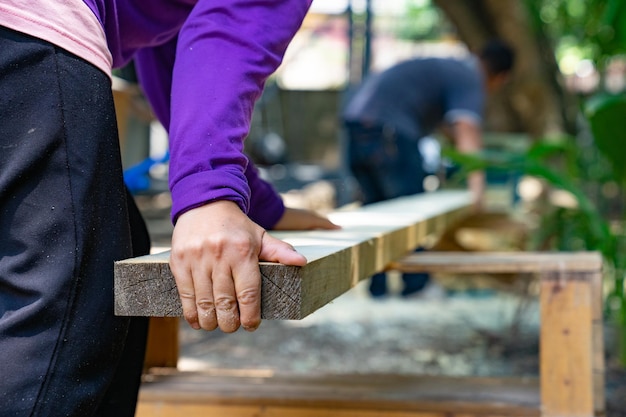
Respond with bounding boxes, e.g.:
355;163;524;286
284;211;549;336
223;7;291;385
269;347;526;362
143;317;179;370
383;251;606;416
540;270;604;417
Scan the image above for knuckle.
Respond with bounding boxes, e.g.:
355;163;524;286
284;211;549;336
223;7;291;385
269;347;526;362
172;238;210;258
215;296;237;311
203;236;227;256
178;290;196;301
236;288;260;306
228;235;256;257
215;296;240;333
172;234;257;261
170;243;195;260
197;299;216;312
217;312;241;334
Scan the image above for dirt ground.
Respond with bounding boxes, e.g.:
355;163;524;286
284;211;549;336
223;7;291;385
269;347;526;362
136;192;626;417
177;279;541;376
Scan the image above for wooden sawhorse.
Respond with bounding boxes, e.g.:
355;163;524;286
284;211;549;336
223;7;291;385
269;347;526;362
135;251;604;417
389;251;605;417
114;192;604;416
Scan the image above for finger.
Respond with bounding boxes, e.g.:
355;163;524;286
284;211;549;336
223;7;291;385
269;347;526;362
313;217;341;230
259;233;308;266
232;261;262;332
169;254;200;330
211;266;241;333
191;262;218;331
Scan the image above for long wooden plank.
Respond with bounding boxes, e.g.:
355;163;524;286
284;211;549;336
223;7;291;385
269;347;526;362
115;190;472;319
136;371;540;417
388;252;603;274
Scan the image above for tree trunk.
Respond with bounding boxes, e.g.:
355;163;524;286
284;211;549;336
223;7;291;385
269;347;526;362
433;0;571;138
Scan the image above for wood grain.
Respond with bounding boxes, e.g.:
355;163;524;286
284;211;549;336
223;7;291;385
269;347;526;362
115;191;472;319
136;371;540;417
390;250;605;417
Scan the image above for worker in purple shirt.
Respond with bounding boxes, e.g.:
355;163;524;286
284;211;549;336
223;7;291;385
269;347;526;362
0;1;338;415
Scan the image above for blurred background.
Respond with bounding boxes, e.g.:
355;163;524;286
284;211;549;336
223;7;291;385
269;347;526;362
115;2;626;413
115;0;626;211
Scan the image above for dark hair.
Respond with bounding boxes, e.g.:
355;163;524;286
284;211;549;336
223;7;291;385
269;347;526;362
479;39;515;76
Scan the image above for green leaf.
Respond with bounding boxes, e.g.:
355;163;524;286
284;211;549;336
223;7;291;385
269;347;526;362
585;93;626;183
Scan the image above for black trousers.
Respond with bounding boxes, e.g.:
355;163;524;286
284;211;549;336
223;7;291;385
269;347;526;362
0;27;150;416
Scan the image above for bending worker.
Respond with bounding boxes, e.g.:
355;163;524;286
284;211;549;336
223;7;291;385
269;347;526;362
342;40;515;297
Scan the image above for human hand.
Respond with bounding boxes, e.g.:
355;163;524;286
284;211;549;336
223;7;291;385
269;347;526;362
272;207;341;231
169;200;307;333
467;170;486;213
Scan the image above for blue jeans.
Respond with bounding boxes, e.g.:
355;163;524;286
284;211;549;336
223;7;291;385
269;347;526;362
345;121;425;204
369;247;430;297
345;121;430;296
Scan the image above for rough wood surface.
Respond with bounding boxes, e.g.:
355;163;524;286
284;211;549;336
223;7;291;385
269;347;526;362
136;370;540;417
115;191;472;319
540;271;603;417
390;250;605;417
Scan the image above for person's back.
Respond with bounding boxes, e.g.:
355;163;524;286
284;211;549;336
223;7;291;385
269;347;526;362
343;56;484;141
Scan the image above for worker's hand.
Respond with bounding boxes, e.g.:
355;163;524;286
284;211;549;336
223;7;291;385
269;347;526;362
452;119;485;212
272;207;341;231
467;170;486;213
169;200;307;333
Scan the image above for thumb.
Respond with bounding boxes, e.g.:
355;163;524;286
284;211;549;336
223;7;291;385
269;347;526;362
259;232;307;266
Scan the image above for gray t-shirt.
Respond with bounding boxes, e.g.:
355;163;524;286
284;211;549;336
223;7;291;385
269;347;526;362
343;56;484;139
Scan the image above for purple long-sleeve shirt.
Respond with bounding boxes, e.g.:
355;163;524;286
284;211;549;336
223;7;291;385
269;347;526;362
83;0;312;227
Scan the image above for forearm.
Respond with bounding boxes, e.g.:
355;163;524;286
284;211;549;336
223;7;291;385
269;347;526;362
452;120;484;206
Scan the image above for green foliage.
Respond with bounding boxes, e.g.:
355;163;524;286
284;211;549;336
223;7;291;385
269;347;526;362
600;1;626;59
444;141;615;264
395;0;450;41
585;93;626;182
444;95;626;361
533;207;611;252
524;0;626;69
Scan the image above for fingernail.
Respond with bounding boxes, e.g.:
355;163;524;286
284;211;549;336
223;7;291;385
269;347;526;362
243;322;261;332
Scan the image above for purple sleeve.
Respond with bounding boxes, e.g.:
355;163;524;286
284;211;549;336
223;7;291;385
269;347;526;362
134;38;286;229
245;164;285;229
132;0;310;224
134;38;177;129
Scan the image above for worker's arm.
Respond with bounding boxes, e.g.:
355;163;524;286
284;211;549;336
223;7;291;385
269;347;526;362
133;0;314;334
451;119;485;210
